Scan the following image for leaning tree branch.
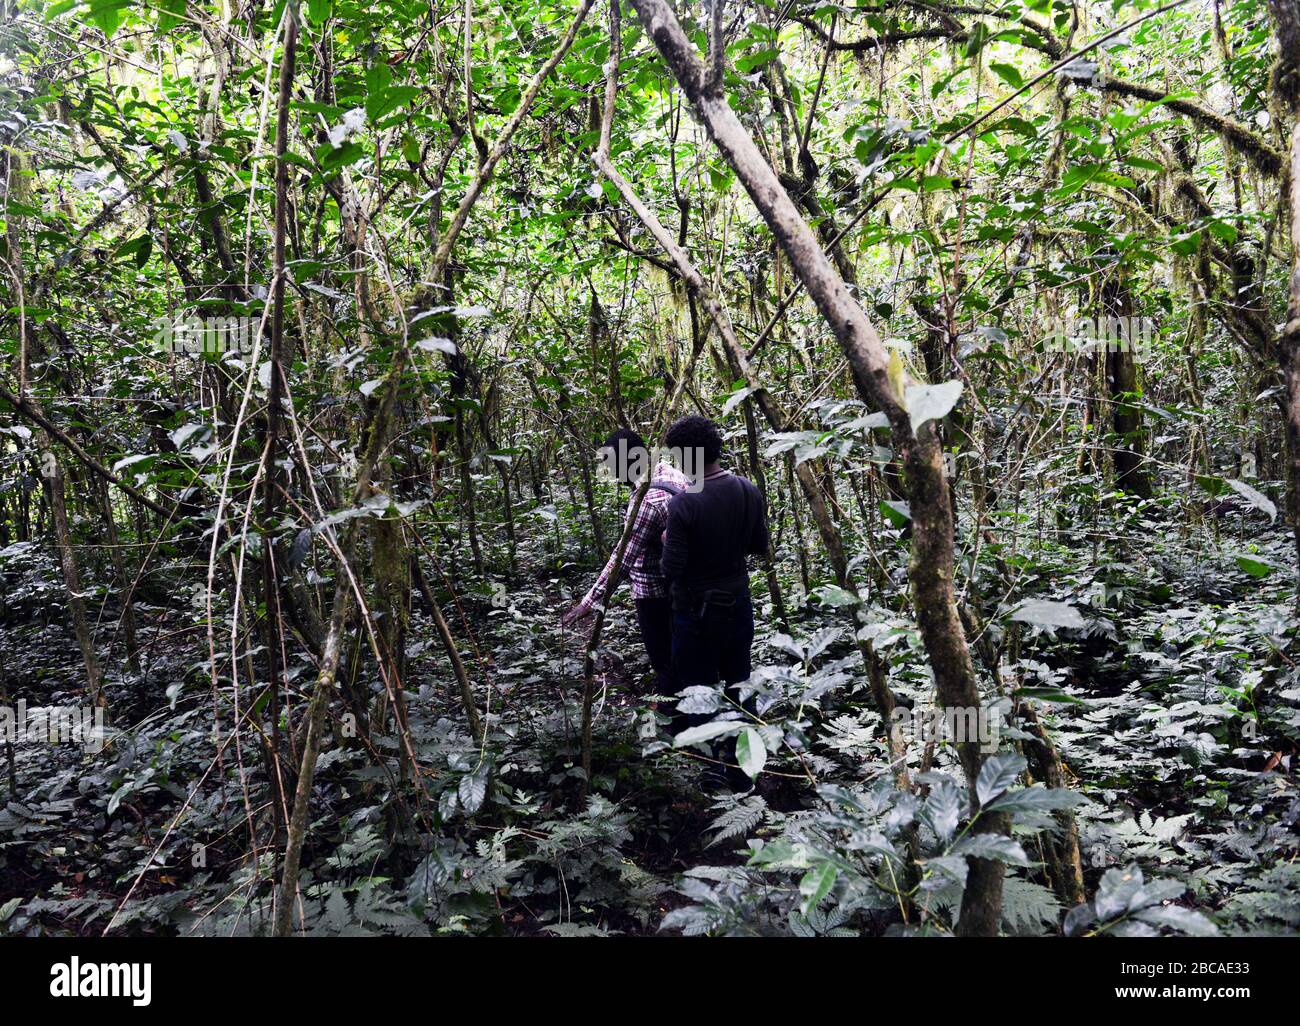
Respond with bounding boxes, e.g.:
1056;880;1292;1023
1098;77;1284;176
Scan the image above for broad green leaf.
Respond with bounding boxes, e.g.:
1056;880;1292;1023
1094;865;1146;920
989;62;1024;89
721;385;754;416
905;379;963;433
1013;686;1084;706
416;336;458;355
457;766;488;815
1235;554;1274;579
735;48;778;73
306;0;333;26
674;721;744;747
923;779;962;842
1195;474;1228;497
798;863;837;914
985;785;1085;814
877;499;910;528
83;0;132;39
963;21;989;57
1133;905;1219;937
949;833;1032;866
1226;478;1276;521
157;0;185;31
736;727;766;779
1011;598;1085;629
812;584;860;607
975;752;1026;806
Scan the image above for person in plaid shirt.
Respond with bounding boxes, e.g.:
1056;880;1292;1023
560;428;693;698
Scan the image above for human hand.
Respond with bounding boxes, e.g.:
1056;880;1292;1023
560;602;590;627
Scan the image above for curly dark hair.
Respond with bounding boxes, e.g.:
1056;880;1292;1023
599;427;649;485
665;415;723;465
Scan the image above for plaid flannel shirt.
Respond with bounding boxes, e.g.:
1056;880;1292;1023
574;461;693;616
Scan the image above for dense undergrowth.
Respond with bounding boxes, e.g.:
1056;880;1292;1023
3;452;1297;937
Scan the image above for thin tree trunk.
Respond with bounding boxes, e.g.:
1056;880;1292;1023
41;442;104;708
1019;700;1086;906
1268;0;1300;585
262;0;300;849
0;671;15;798
741;395;788;629
454;404;485;575
785;454;812;600
97;477;141;674
1102;277;1152;498
372;508;411;774
411;557;483;740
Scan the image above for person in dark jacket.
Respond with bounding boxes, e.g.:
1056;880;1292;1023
660;416;768;702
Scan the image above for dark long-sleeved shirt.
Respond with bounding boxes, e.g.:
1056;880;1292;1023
660;468;768;602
